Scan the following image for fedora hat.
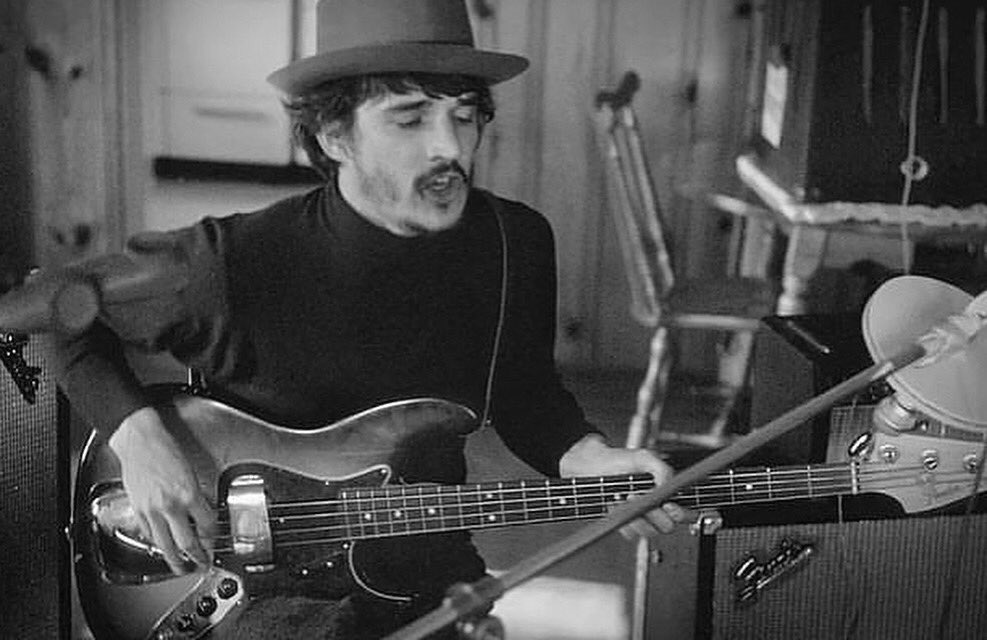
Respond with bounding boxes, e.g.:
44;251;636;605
267;0;529;95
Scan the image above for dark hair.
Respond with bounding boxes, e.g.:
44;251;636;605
283;73;496;180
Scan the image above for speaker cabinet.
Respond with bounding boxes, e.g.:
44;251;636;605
699;512;987;640
751;0;987;206
748;314;874;464
0;334;69;638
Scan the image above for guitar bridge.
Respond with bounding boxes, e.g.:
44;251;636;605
227;474;274;572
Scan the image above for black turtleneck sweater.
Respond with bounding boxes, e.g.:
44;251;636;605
55;182;595;482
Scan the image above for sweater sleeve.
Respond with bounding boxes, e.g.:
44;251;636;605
53;224;228;436
488;202;599;477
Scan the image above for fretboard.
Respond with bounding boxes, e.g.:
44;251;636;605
337;475;649;540
332;463;859;541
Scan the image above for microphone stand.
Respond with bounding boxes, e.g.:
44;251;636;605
384;340;932;640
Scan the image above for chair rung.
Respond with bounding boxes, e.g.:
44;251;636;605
653;430;737;450
665;314;761;331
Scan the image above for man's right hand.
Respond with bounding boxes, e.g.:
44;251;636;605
108;406;216;574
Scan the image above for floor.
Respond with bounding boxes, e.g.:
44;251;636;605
68;177;726;640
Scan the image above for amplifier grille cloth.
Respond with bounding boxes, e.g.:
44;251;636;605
710;513;987;640
0;336;60;638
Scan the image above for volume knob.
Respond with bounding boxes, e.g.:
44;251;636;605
217;577;239;600
197;595;218;617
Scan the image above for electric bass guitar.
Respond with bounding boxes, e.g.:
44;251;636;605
72;393;987;640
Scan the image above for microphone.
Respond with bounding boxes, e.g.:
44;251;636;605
0;232;190;335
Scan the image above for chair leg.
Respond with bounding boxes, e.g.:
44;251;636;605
626;326;671;449
708;329;755;440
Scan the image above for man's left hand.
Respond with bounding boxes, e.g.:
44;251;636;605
558;433;689;536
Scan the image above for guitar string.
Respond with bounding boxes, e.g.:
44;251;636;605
201;471;974;556
197;465;964;552
208;464;946;524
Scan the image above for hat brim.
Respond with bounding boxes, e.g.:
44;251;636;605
267;43;529;95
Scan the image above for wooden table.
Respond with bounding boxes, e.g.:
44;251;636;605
736;154;987;315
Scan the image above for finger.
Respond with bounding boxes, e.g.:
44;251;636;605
661;502;689;524
643;508;676;534
188;494;216;560
166;509;210;568
619;519;656;540
134;510;154;545
146;511;188;574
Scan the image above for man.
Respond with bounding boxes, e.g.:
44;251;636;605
56;0;685;637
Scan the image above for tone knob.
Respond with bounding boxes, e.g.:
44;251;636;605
217;577;239;600
176;614;196;633
196;595;218;617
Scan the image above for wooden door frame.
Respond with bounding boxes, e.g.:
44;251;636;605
97;0;146;253
10;0;145;269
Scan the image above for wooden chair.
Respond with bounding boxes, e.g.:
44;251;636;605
594;71;777;451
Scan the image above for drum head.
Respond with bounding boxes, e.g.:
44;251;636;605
862;275;987;431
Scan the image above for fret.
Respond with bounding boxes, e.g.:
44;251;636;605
686;479;716;509
401;484;411;533
357;490;375;537
420;486;443;532
598;476;610;514
603;477;628;507
521;480;534;522
501;480;526;524
385;487;408;535
370;487;387;536
339;489;356;538
805;465;813;499
684;482;702;509
548;478;577;520
526;479;550;521
367;486;384;537
460;484;484;528
404;485;425;534
497;481;508;524
573;476;607;517
476;483;502;528
729;469;737;504
437;485;463;530
375;487;391;537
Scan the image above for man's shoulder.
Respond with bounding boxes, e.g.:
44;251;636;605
475;189;551;235
210;187;322;237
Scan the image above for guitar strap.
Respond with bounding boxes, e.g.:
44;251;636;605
479;191;509;429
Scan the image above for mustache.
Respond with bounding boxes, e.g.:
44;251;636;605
414;162;469;190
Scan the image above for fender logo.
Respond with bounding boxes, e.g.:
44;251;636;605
732;537;814;604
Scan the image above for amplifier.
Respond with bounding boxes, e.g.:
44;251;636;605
0;334;69;639
700;512;987;640
748;314;874;465
642;381;987;640
751;0;987;206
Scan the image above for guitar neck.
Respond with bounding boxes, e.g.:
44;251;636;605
335;463;858;540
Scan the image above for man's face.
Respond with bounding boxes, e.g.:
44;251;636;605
327;89;483;236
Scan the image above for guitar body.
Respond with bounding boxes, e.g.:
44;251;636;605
72;390;479;640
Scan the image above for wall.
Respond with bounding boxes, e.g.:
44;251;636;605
472;0;755;370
